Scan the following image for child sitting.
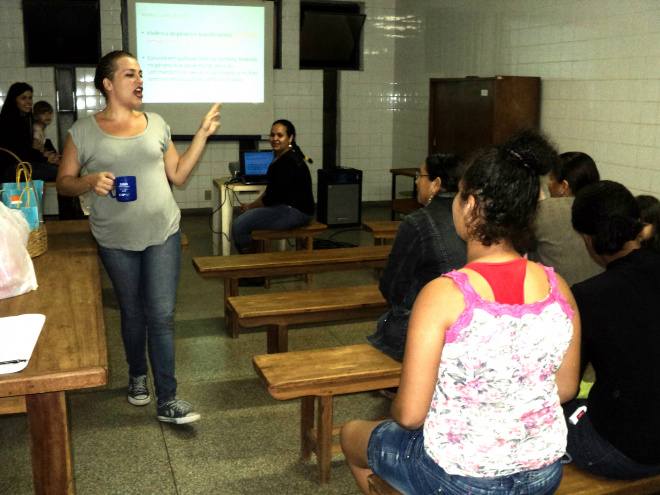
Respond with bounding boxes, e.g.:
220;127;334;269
32;100;60;164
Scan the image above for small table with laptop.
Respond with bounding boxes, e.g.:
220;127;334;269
212;150;274;255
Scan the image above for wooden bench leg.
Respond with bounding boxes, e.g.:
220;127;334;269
317;395;333;483
260;240;272;289
305;235;313;284
224;279;240;338
266;324;288;353
300;396;315;461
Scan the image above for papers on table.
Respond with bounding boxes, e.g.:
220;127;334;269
0;314;45;374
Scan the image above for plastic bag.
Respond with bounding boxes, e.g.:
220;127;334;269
0;202;38;300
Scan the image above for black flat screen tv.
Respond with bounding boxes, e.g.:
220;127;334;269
22;0;101;67
299;11;366;70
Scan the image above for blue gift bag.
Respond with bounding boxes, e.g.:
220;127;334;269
0;161;43;231
1;180;44;207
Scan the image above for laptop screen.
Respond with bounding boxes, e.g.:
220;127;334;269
240;151;274;176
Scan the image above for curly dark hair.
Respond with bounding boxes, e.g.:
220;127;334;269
572;181;643;255
459;128;559;253
94;50;135;99
425;152;463;193
636;194;660;252
554;152;600;196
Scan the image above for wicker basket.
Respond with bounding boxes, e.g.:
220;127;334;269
1;148;48;258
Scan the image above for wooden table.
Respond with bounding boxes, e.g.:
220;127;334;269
212;177;267;255
389;168;421;220
0;220;107;495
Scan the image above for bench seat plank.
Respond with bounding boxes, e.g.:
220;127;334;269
253;344;401;401
362;221;401;245
230;285;388;353
252;220;327;241
230;284;387;324
556;464;660;495
194;245;392;338
193;245;391;279
252;221;328;286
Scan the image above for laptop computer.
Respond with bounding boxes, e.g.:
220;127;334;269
239;151;274;185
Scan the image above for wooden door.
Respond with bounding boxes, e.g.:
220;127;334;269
428;76;541;158
428;78;495;158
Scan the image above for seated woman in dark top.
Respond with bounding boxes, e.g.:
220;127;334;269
366;152;467;361
0;82;59;181
231;119;314;253
567;180;660;480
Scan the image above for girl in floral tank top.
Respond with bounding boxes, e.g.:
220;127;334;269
341;129;581;495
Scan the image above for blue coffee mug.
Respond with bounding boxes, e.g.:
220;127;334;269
109;176;137;202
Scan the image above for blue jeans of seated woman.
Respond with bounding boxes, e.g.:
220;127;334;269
231;204;311;247
367;309;410;362
564;399;660;480
368;420;563;495
97;230;180;405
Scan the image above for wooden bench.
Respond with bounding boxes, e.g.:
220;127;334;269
193;245;391;338
253;344;402;483
368;465;660;495
181;233;188;252
362;221;401;246
252;220;327;287
229;284;388;353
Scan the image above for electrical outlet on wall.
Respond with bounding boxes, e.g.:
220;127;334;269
205;190;211;200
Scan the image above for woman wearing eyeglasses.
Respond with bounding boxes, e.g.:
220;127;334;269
366;153;467;362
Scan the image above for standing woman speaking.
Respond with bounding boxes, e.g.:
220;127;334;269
231;119;314;253
56;50;220;424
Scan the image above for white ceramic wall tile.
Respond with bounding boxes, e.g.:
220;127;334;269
5;0;660;202
393;0;660;197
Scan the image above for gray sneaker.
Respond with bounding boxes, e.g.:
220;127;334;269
127;375;150;406
157;398;200;424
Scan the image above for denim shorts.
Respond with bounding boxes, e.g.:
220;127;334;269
367;420;563;495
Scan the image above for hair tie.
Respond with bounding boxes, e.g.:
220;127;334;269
508;148;536;175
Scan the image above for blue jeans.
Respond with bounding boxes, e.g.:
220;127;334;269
564;399;660;480
97;230;180;405
367;309;410;362
231;204;312;247
368;420;563;495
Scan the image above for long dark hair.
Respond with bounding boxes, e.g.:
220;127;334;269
572;181;643;255
460;128;559;252
425;152;462;193
94;50;135;99
554;152;600;196
636;195;660;252
272;119;312;163
0;82;34;119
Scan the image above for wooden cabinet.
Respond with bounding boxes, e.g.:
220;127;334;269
428;76;540;158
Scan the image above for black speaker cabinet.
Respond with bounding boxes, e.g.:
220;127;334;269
317;168;362;227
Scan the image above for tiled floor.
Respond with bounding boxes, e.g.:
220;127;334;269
0;203;394;495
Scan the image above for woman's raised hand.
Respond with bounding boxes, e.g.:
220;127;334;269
199;103;221;137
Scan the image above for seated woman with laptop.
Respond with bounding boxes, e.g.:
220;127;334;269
231;119;314;255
